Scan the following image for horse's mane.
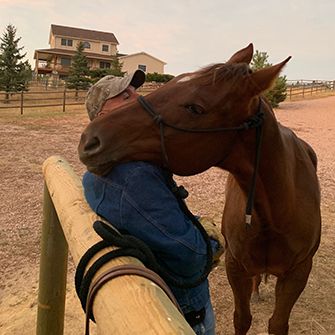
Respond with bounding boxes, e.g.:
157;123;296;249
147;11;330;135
195;62;251;86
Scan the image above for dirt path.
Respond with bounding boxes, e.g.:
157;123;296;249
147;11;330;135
0;97;334;334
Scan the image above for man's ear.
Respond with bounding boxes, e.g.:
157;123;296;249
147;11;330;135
250;56;291;94
226;43;254;65
96;111;105;118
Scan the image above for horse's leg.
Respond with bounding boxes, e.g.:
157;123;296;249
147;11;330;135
225;251;253;335
268;256;313;335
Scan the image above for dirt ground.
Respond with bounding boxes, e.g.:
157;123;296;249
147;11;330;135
0;96;334;335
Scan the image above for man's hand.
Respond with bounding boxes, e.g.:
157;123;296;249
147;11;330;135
198;217;225;267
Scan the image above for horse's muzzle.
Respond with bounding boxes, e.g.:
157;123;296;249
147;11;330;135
78;132;102;162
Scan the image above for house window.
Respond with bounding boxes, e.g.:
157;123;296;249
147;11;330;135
83;41;91;49
102;44;109;52
60;57;71;66
100;61;111;69
138;64;147;72
61;38;73;47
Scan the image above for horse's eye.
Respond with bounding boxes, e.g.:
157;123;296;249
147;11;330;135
185;104;205;115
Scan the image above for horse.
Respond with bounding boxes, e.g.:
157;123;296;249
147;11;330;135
78;44;321;335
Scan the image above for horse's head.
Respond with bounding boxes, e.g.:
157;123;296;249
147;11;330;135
78;43;290;176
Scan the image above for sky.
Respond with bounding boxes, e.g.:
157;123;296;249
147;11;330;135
0;0;334;80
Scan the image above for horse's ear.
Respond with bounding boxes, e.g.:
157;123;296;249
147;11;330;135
226;43;254;64
250;56;291;94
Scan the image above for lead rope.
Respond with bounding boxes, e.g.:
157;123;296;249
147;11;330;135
244;100;265;226
84;264;182;335
245;121;264;225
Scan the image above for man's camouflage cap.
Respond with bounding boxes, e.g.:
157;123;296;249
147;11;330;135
85;69;145;120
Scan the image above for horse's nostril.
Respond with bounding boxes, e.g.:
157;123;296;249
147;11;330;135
84;136;101;153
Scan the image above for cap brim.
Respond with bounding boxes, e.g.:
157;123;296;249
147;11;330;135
130;69;146;88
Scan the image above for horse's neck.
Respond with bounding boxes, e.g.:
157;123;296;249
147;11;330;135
227;105;288;175
223;106;296;218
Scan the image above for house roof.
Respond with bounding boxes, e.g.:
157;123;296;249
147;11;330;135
34;48;117;61
119;51;166;65
50;24;119;44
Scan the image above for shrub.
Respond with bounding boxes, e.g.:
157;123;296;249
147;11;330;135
146;72;174;83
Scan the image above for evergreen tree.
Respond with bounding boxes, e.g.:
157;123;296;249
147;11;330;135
66;42;91;92
110;57;124;76
251;50;269;71
90;57;125;83
251;50;288;107
0;24;32;102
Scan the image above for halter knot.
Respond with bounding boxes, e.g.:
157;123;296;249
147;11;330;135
153;114;163;124
242;111;264;130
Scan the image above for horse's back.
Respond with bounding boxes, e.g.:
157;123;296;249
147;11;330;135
277;123;320;224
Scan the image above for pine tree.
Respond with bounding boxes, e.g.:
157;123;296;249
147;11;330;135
66;42;91;93
251;50;269;71
0;24;32;102
251;50;288;107
110;57;124;76
90;57;125;83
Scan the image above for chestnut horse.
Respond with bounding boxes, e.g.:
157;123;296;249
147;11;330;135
78;44;321;335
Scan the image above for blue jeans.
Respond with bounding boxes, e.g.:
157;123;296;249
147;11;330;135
192;299;215;335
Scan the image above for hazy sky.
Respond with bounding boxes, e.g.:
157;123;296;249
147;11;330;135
0;0;334;80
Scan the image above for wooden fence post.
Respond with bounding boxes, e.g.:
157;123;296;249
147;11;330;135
40;156;194;335
20;91;24;115
36;184;69;335
63;88;66;112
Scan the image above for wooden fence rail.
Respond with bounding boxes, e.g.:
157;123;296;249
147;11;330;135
0;84;160;114
0;89;87;114
38;156;193;335
286;80;335;100
1;80;333;115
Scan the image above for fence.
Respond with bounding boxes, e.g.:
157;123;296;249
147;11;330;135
1;79;334;115
0;82;162;114
286;80;335;100
0;88;86;114
38;155;193;335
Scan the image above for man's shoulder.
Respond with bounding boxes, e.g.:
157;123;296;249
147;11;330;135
83;162;167;188
98;161;165;183
112;162;169;193
115;161;161;175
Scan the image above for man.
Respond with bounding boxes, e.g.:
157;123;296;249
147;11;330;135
83;70;224;335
